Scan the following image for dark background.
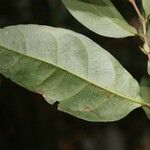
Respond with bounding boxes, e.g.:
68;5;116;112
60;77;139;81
0;0;150;150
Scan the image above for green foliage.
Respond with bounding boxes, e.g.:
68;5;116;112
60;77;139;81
142;0;150;17
0;0;150;122
148;60;150;75
61;0;137;38
140;77;150;119
0;25;143;121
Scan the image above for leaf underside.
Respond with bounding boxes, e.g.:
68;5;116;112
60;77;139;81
61;0;137;38
142;0;150;17
140;77;150;119
0;25;142;122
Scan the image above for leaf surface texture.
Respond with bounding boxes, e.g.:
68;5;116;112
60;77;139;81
61;0;137;38
0;25;141;121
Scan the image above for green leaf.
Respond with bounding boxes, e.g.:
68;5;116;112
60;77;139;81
147;23;150;45
0;25;142;122
142;0;150;17
148;60;150;75
140;77;150;119
61;0;137;38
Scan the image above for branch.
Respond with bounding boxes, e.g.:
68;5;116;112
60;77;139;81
129;0;144;22
129;0;150;57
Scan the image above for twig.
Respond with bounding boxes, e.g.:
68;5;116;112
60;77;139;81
129;0;144;22
129;0;150;56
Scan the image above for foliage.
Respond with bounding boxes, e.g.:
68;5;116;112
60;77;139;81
61;0;137;37
0;0;150;122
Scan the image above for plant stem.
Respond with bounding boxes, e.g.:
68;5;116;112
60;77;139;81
129;0;150;57
129;0;144;21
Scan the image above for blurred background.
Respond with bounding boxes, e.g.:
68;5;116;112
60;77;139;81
0;0;150;150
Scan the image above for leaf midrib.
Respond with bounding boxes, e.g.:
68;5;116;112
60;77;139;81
0;45;149;108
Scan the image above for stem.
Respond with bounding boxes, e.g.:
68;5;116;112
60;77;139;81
129;0;144;22
129;0;150;57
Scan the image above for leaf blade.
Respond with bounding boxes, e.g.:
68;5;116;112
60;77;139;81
140;77;150;119
61;0;137;38
0;25;141;121
142;0;150;17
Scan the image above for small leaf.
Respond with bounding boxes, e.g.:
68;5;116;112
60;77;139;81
61;0;137;38
140;77;150;119
0;25;142;122
142;0;150;17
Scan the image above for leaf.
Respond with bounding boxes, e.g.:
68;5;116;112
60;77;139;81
148;60;150;75
142;0;150;17
61;0;137;38
147;23;150;45
140;77;150;119
0;25;142;122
